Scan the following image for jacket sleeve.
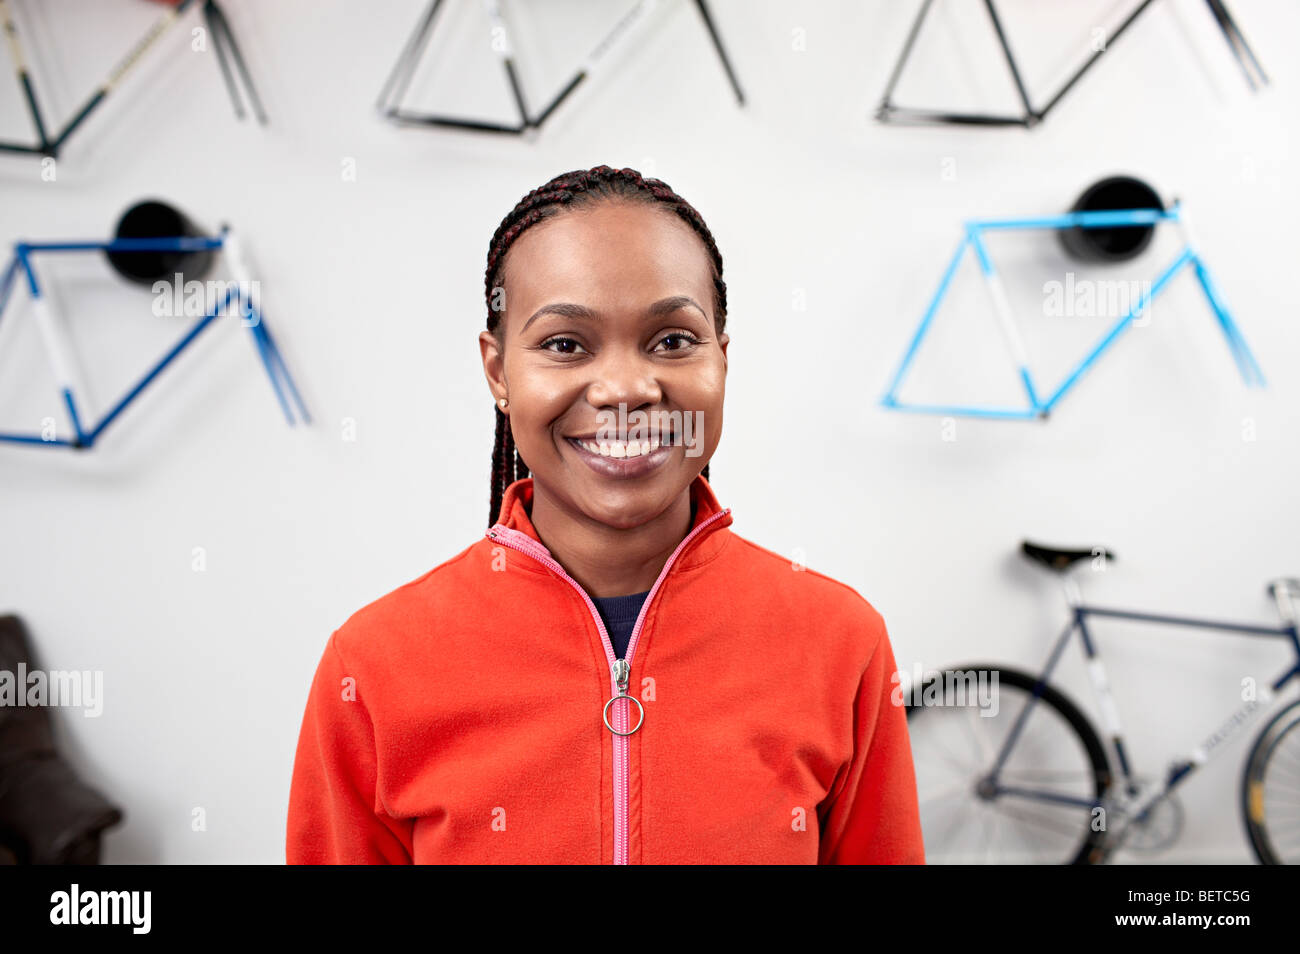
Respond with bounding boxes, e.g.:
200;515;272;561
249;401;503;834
286;631;415;864
817;617;926;864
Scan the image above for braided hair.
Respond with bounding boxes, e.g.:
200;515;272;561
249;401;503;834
484;165;728;527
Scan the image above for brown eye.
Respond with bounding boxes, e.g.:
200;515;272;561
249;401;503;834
655;332;702;352
540;336;585;355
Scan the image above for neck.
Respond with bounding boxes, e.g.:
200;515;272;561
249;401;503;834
529;484;695;598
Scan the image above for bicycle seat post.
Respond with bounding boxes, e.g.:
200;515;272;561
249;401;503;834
1059;571;1083;611
1269;579;1300;627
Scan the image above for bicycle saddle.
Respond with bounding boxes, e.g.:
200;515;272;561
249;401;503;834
1021;540;1115;572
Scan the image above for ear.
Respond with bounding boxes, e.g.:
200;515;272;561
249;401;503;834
718;331;729;368
479;330;508;406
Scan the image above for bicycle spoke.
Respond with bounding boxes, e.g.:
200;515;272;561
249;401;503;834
983;798;1063;863
917;778;974;808
929;790;983;857
1262;815;1300;833
1004;806;1055;862
924;718;982;774
1265;763;1300;785
1267;803;1300;819
981;805;996;864
986;797;1091;840
995;767;1097;782
963;702;997;765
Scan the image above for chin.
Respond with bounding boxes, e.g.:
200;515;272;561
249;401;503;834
576;475;686;528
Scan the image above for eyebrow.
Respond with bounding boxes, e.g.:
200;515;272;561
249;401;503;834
521;296;707;334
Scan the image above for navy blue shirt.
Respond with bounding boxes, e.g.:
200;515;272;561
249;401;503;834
590;590;651;659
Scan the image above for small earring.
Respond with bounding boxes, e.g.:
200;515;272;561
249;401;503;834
499;398;508;409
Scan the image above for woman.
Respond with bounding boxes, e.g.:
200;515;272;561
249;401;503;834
287;165;925;864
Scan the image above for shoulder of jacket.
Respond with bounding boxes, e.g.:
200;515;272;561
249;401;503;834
725;532;888;636
332;539;481;657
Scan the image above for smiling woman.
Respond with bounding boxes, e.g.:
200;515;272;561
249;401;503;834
479;168;729;591
286;165;926;865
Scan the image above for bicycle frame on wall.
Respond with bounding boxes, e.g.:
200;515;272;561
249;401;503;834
376;0;744;135
876;0;1268;128
0;0;265;159
878;203;1266;420
0;229;308;449
994;575;1300;849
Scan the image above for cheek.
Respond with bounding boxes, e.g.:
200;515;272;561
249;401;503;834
513;375;574;421
507;384;571;454
675;362;726;439
695;358;727;404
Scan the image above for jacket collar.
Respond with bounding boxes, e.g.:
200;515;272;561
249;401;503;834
490;473;733;571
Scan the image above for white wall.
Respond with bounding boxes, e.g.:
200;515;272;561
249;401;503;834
0;0;1295;863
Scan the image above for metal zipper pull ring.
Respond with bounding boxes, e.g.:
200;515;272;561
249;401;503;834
603;658;644;736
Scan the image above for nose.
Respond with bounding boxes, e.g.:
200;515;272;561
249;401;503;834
583;344;663;413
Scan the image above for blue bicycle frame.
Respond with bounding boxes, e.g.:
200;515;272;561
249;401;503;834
0;228;309;449
879;202;1266;420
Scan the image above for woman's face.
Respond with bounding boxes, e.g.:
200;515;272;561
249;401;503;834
480;200;729;531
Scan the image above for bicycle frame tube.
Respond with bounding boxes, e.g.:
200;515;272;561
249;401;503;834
986;616;1098;809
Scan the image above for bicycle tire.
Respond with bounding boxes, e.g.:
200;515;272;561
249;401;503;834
1241;696;1300;864
906;663;1113;864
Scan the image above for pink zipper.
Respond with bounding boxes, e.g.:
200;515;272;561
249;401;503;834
485;506;731;864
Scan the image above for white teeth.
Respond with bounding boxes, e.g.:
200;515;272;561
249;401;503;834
576;438;664;458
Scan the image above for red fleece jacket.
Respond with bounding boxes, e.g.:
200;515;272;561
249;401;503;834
287;475;925;864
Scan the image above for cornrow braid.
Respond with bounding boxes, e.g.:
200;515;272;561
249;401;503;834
484;165;726;528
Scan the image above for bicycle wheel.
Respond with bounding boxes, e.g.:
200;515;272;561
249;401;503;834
905;664;1112;864
1242;697;1300;864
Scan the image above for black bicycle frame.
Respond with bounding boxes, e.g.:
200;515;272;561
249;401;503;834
0;0;264;159
987;603;1300;813
377;0;744;135
876;0;1268;128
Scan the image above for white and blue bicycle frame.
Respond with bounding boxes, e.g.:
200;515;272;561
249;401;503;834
990;574;1300;842
0;227;308;449
880;203;1266;420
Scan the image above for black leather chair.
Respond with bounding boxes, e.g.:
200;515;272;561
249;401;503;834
0;614;123;864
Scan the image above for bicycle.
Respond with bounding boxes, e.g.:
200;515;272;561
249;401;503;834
903;541;1300;864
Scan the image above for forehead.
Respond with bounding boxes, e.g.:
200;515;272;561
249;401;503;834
502;201;713;320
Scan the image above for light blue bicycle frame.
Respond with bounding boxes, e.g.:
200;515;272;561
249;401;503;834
879;202;1266;420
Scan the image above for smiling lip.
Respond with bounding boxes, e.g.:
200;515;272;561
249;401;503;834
565;436;674;479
